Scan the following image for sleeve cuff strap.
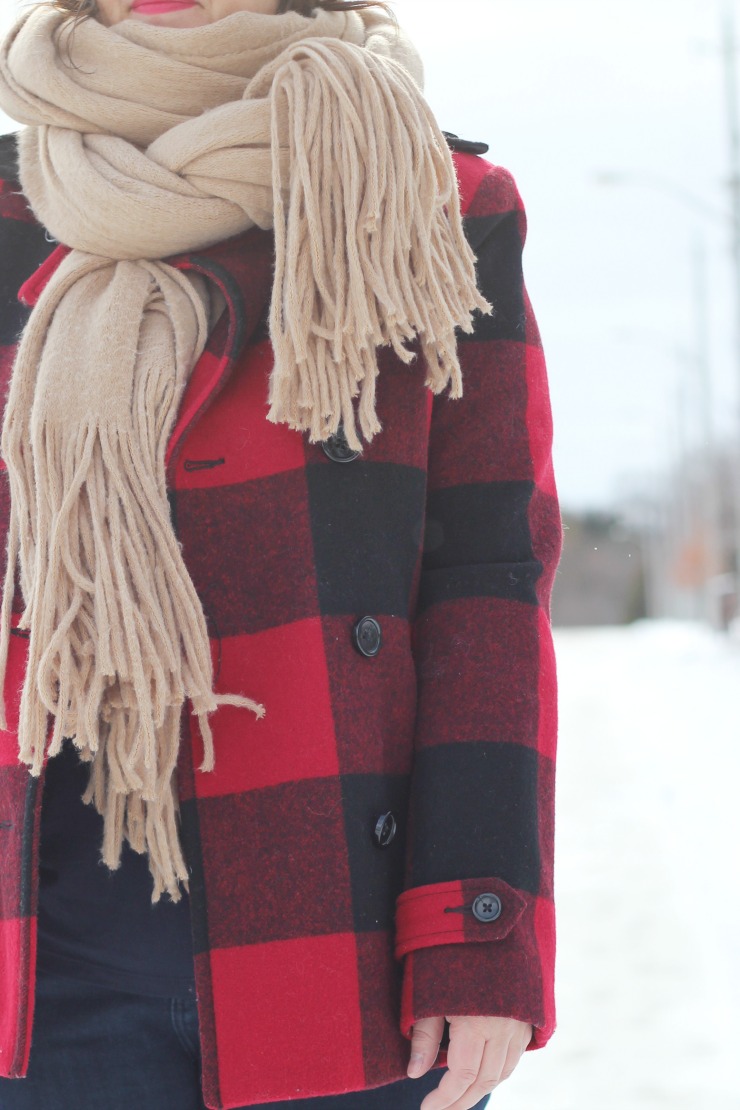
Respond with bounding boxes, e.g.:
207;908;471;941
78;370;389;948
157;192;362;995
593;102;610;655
395;876;528;961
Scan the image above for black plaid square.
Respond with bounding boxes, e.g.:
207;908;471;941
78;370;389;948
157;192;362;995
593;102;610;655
340;771;410;933
306;460;426;618
195;777;354;949
408;740;542;893
174;469;318;637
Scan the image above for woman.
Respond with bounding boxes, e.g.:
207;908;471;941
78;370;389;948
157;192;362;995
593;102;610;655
0;0;561;1108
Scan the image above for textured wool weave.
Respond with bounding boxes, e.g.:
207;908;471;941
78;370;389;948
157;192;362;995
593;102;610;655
0;5;490;902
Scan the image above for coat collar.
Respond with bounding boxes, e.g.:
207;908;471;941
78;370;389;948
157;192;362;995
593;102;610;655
163;227;275;472
0;132;19;184
169;226;274;359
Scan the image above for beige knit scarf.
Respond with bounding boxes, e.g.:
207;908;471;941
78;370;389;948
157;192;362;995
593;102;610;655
0;4;490;902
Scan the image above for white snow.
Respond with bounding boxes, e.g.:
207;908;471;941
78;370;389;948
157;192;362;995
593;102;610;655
490;621;740;1110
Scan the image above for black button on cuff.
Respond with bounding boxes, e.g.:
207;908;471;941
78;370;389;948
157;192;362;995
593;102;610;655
352;616;382;658
373;811;397;848
472;893;503;923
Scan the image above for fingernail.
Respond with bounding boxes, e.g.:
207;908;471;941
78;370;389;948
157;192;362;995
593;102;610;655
407;1053;424;1078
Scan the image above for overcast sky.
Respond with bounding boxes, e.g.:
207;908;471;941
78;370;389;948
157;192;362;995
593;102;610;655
0;0;735;510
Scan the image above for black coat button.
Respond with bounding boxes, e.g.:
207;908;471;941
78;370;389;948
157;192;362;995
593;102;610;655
472;893;503;922
352;616;382;657
321;422;360;464
373;811;397;848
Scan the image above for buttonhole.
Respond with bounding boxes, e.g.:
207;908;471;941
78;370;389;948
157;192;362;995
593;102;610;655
443;904;469;915
10;627;30;639
0;821;13;830
184;458;226;472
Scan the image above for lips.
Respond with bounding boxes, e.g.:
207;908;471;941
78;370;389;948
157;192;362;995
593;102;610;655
130;1;198;12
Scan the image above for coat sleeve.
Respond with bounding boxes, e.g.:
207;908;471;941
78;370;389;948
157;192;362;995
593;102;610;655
396;161;562;1052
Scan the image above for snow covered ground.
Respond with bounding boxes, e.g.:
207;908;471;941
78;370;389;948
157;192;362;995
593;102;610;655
491;621;740;1110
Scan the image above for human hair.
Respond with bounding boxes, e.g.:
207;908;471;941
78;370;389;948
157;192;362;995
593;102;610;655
47;0;391;22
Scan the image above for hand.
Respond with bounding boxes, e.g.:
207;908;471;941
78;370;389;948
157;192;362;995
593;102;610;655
408;1015;533;1109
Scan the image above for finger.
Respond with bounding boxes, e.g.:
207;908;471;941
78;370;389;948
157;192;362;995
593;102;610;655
497;1030;529;1083
439;1030;530;1110
421;1038;510;1110
408;1016;444;1078
419;1022;487;1110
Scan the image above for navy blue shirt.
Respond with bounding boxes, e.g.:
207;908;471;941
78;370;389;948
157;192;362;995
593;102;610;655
37;738;197;998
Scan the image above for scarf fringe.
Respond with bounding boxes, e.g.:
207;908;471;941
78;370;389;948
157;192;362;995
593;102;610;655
265;40;491;452
0;412;265;902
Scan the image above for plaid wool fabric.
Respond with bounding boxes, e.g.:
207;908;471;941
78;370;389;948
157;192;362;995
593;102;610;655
0;133;562;1109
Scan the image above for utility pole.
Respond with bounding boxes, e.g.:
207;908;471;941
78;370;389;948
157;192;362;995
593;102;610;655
692;238;726;623
721;0;740;612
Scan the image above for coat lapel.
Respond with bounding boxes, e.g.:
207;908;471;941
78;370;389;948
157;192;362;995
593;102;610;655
165;227;275;475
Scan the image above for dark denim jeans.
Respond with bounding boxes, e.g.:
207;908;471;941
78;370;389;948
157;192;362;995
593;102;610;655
0;970;490;1110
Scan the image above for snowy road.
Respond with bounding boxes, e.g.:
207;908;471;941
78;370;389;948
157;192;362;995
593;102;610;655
490;621;740;1110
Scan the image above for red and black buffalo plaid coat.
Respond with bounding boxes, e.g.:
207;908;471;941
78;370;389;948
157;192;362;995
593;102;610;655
0;129;562;1108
